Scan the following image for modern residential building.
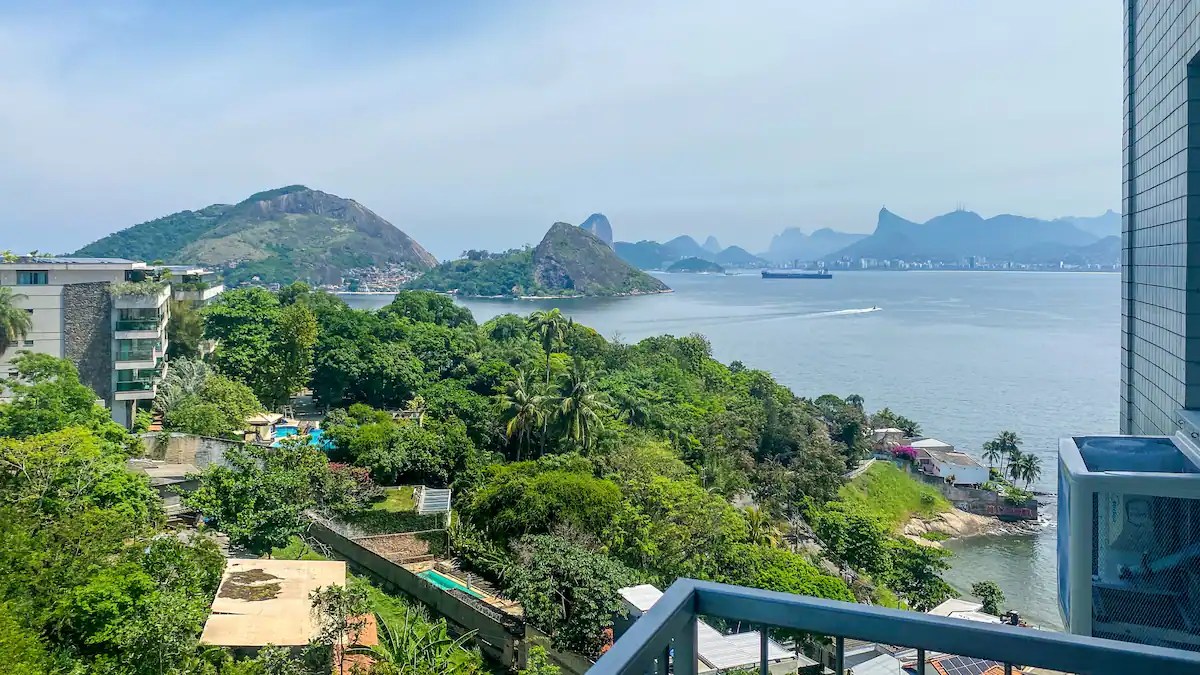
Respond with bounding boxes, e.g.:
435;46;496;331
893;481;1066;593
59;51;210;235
157;264;225;305
0;256;170;427
1121;0;1200;436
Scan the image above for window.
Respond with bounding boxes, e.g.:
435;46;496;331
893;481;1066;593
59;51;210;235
16;271;48;285
22;340;33;347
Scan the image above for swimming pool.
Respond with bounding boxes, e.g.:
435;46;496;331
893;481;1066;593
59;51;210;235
418;569;485;599
271;427;331;449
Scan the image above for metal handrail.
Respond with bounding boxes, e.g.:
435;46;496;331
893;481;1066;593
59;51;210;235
590;579;1200;675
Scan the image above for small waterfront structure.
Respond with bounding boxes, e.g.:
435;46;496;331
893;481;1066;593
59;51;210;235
1058;430;1200;651
915;445;990;486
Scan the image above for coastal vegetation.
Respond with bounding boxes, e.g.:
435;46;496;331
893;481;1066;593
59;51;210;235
0;284;989;671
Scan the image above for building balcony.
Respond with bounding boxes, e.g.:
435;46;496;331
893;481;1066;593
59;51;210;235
114;352;161;370
112;282;171;309
114;379;156;400
591;579;1200;675
173;283;224;304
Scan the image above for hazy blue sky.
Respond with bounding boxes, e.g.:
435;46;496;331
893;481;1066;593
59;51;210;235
1;1;1121;259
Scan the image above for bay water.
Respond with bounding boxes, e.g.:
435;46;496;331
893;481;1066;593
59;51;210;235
343;270;1120;628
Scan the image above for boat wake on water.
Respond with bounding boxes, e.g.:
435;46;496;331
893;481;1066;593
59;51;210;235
805;306;882;318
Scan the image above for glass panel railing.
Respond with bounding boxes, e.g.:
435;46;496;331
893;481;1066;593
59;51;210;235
115;381;154;392
116;350;155;362
115;318;162;331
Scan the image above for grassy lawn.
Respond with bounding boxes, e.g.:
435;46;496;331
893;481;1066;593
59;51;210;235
838;461;951;531
372;486;417;513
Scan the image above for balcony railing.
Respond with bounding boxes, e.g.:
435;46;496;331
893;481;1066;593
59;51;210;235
115;318;162;331
115;349;158;362
591;579;1200;675
115;381;155;392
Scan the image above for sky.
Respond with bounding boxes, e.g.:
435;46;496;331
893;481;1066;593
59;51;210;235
0;1;1122;260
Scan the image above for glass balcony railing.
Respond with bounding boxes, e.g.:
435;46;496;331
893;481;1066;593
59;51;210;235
591;579;1200;675
115;381;154;392
115;351;155;362
115;318;162;331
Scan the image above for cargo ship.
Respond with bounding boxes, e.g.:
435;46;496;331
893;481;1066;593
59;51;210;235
761;269;833;279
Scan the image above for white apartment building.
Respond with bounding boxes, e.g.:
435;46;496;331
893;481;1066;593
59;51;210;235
0;256;171;427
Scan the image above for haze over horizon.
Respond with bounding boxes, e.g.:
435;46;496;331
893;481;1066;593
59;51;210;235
1;1;1121;260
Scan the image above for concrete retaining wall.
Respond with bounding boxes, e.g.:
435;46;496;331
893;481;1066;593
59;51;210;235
138;432;241;469
305;518;523;668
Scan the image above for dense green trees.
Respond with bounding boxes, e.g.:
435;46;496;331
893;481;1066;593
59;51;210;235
203;287;318;407
507;534;635;657
167;298;205;360
158;359;264;438
0;357;226;673
183;440;329;555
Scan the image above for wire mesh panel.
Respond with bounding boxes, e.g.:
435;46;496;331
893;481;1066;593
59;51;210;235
1092;491;1200;651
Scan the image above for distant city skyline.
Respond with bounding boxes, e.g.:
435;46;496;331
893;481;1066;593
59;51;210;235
1;1;1121;260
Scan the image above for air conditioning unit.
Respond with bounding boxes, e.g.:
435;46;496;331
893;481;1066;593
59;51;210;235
1058;425;1200;652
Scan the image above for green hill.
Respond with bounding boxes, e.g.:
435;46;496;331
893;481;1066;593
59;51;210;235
408;222;670;298
667;257;724;273
74;186;437;284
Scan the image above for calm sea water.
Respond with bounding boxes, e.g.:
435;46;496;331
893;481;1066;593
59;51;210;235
342;271;1121;628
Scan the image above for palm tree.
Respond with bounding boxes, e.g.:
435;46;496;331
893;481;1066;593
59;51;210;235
556;357;610;451
351;610;478;674
988;430;1021;477
845;393;865;410
743;506;782;547
527;308;569;383
1017;453;1043;489
154;357;212;414
1006;449;1026;484
0;287;32;356
496;371;542;461
981;440;1003;472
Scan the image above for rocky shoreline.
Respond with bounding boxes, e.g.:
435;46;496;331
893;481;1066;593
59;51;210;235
903;507;1042;547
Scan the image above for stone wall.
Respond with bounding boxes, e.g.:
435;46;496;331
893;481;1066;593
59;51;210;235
61;282;113;401
138;432;242;469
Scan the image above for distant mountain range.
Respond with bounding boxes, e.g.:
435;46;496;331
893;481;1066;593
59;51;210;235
614;235;769;270
74;185;437;284
828;208;1116;263
409;222;667;298
1055;210;1120;239
763;228;867;263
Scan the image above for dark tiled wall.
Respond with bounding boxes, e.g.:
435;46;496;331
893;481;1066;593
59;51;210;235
62;282;113;401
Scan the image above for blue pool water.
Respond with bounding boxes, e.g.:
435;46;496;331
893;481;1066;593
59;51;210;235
272;427;330;450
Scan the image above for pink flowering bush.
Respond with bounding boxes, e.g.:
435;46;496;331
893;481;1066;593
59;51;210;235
891;446;918;461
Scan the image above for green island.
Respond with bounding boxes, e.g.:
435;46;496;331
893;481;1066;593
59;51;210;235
666;257;724;274
407;222;669;298
0;285;983;673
